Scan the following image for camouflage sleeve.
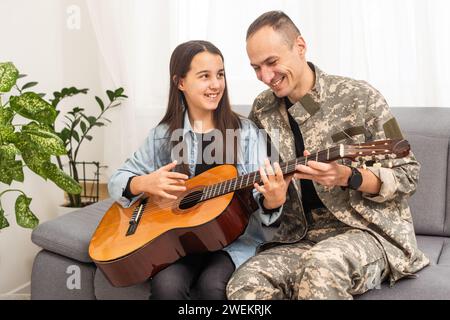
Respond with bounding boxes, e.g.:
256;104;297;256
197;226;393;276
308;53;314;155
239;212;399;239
248;105;260;129
361;84;420;203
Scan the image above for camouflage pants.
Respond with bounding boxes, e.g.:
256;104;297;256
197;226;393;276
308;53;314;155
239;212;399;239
227;221;388;300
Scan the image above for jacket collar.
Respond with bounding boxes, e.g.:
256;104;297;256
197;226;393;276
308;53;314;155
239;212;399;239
182;110;193;136
287;62;325;125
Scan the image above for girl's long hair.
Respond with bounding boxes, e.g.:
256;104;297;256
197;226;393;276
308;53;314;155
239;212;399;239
159;40;242;174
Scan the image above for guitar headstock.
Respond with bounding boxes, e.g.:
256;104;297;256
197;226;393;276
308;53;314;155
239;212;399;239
343;139;410;163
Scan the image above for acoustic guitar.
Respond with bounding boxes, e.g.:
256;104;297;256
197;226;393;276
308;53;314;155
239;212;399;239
89;139;410;287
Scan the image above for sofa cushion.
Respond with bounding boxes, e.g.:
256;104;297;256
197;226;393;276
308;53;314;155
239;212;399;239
358;264;450;299
405;133;449;236
358;235;450;299
31;199;114;263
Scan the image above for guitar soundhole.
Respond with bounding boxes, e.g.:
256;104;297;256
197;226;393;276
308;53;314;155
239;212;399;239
179;190;203;210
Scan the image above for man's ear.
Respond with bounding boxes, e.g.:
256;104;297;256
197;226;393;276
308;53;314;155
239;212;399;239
295;35;307;57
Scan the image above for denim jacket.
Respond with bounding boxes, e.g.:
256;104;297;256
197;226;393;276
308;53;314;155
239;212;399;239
108;112;282;268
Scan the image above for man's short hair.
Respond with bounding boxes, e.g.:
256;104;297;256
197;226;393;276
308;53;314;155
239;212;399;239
246;11;301;47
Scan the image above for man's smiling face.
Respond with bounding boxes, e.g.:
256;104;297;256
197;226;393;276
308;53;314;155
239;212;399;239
246;26;307;100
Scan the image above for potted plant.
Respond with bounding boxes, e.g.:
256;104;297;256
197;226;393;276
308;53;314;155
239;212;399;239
0;61;127;229
51;85;127;208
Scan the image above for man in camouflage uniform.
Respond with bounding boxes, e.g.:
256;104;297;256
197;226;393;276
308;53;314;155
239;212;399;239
226;11;429;300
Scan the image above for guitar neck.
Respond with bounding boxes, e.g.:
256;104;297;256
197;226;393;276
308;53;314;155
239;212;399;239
200;145;343;201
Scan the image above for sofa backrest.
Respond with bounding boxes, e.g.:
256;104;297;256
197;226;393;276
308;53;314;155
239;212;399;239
392;107;450;237
234;105;450;237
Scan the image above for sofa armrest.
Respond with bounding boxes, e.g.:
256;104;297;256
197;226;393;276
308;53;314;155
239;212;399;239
31;199;114;263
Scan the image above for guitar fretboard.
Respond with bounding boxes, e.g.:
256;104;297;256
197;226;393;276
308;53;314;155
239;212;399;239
200;145;343;201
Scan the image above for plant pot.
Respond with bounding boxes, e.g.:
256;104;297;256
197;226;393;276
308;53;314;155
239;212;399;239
63;182;109;207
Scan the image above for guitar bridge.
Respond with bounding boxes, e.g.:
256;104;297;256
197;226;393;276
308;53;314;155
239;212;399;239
126;198;148;236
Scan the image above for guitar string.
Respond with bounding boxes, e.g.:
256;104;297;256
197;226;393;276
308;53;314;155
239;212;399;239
127;149;345;216
99;146;400;229
124;161;298;218
121;146;393;218
123;146;390;216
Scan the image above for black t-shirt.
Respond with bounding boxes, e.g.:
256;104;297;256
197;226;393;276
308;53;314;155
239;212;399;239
285;97;324;223
193;131;218;176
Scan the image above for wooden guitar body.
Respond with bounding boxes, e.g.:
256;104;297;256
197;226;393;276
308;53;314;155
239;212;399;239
89;165;255;287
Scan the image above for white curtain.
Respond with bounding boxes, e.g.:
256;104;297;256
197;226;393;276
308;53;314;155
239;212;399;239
86;0;175;178
86;0;450;178
171;0;450;107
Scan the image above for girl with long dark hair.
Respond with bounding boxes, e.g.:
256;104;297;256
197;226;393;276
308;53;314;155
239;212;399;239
108;40;282;299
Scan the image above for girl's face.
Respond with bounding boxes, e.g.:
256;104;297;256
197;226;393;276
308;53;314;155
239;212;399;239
178;51;225;114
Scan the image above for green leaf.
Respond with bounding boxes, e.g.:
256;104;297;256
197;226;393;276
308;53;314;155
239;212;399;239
43;162;82;194
0;144;23;184
51;87;88;107
0;62;19;93
0;143;19;159
71;118;81;131
21;81;38;91
0;124;16;144
0;159;24;184
15;195;39;229
10;92;57;125
0;107;14;125
95;96;104;111
106;90;115;102
0;208;10;230
94;122;105;127
37;93;46;98
18;74;27;79
80;121;87;134
59;127;71;144
114;88;124;97
87;116;97;126
85;135;93;141
20;122;66;155
72;130;80;142
72;107;84;114
15;137;51;179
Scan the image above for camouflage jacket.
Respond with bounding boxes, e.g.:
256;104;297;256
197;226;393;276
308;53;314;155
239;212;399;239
248;62;429;284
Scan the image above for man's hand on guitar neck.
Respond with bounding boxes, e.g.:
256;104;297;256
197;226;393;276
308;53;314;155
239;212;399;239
254;159;293;210
294;150;382;194
130;160;189;200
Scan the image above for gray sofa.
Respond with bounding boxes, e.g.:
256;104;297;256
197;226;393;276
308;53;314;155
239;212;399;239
30;107;450;299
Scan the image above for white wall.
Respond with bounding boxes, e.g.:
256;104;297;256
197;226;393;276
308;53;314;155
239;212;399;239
0;0;105;293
